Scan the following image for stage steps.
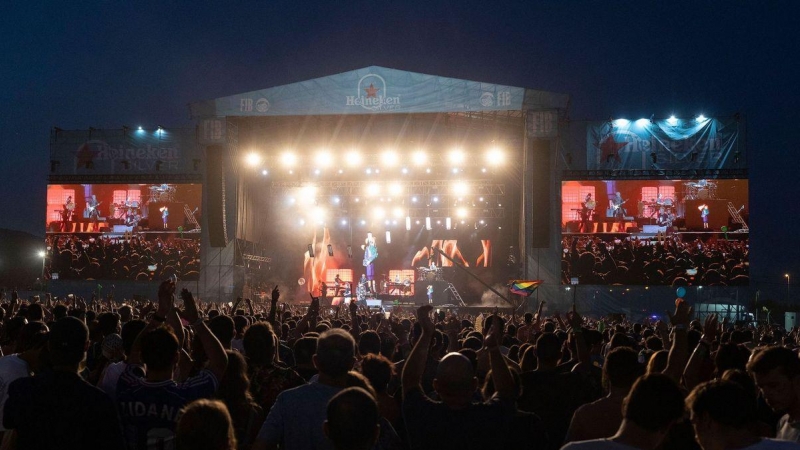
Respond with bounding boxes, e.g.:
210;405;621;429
726;202;748;232
445;283;466;306
184;204;200;230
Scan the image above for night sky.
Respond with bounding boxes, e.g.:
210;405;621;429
1;1;797;299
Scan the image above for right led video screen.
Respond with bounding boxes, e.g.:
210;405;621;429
560;179;749;286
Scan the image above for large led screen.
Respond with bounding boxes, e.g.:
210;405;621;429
44;183;202;281
560;179;748;286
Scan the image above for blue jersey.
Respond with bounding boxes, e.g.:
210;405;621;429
117;365;218;450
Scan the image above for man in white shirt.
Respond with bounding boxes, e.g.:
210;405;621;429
748;346;800;442
687;379;800;450
0;322;49;439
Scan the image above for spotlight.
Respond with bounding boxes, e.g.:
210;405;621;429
373;207;386;219
432;196;439;203
613;119;629;127
389;183;402;196
448;148;465;165
262;169;268;176
446;217;452;230
451;168;459;174
346;150;363;166
425;217;432;230
307;244;315;258
366;168;372;175
452;182;469;196
412;150;427;165
137;126;143;131
401;168;408;174
281;152;298;167
327;244;334;257
392;207;404;218
332;196;340;204
360;220;366;225
245;152;261;167
635;118;649;127
425;168;431;174
456;207;467;218
697;114;707;122
485;147;505;166
366;183;380;197
667;115;678;125
315;150;333;167
341;219;347;225
411;196;418;203
313;169;320;175
406;216;411;230
382;150;399;167
385;231;391;244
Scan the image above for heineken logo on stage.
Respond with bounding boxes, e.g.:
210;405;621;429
346;73;401;111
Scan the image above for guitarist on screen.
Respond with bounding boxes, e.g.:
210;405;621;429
610;191;627;223
86;195;102;224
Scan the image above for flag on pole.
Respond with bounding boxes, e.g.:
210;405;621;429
508;280;543;297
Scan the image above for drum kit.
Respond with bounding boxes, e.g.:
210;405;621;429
684;179;718;200
149;184;176;202
113;200;142;227
417;267;443;281
645;197;677;227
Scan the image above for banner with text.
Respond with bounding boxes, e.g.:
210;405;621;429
587;117;741;170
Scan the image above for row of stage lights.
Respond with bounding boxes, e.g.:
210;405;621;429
297;216;496;231
243;147;507;173
285;181;487;201
611;115;708;127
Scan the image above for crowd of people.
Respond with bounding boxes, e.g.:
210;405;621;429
0;280;798;450
561;235;749;286
45;235;201;281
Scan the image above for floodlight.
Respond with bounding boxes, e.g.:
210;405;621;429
281;152;298;167
315;150;333;167
448;148;465;165
456;207;468;218
366;183;380;197
346;150;363;166
635;118;649;127
245;152;261;167
412;150;427;166
392;207;404;218
389;183;402;196
697;114;707;122
382;150;399;167
613;119;629;127
667;115;678;125
452;182;469;196
485;147;505;166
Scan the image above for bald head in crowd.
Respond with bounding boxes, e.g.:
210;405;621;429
433;352;478;409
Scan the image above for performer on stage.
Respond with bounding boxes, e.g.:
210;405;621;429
580;193;595;232
426;285;434;304
333;274;345;297
61;196;75;230
161;206;169;229
357;274;368;306
700;204;710;229
86;194;102;225
611;191;627;223
362;232;378;293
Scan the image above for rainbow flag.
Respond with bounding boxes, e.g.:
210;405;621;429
508;280;543;297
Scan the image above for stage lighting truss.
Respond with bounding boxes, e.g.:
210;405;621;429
242;254;273;264
268;180;506;219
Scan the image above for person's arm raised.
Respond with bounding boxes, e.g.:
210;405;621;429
129;279;174;366
402;305;434;399
182;288;228;381
663;299;692;383
485;314;515;400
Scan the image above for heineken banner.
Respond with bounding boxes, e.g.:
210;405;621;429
190;66;567;118
587;117;741;170
50;128;201;176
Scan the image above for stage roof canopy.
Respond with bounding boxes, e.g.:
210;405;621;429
189;66;568;118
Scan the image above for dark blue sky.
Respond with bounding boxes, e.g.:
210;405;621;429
1;1;797;297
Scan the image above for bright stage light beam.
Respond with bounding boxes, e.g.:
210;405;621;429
412;150;427;166
315;150;333;168
452;181;469;196
392;207;404;218
389;183;402;196
366;183;380;197
456;207;468;218
245;152;262;167
281;152;298;167
448;148;465;165
485;147;505;166
346;150;363;166
373;207;386;219
382;150;399;167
